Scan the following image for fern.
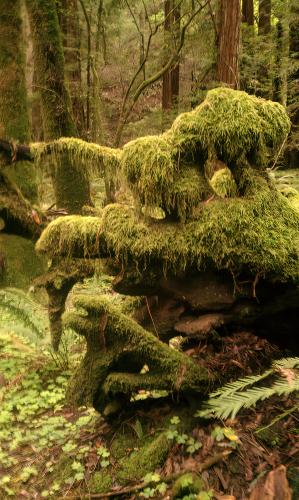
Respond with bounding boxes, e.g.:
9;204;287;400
196;357;299;420
0;288;49;343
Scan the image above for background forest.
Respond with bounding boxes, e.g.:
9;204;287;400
0;0;299;499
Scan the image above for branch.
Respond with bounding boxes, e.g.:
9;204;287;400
0;139;32;162
114;0;210;146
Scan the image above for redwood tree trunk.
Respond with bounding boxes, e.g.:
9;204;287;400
216;0;241;88
162;0;180;111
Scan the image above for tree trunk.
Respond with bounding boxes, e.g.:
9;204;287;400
59;0;86;137
162;0;180;112
0;0;29;143
25;0;91;213
0;0;38;227
242;0;254;25
258;0;271;36
216;0;241;87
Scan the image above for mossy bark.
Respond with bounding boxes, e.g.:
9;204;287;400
65;295;210;410
0;1;38;204
25;0;91;213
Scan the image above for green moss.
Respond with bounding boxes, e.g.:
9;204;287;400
4;162;38;203
88;471;113;494
0;234;46;289
0;1;29;142
121;135;176;209
117;432;170;483
26;0;92;213
36;169;299;281
170;87;290;165
31;138;121;179
65;295;209;408
210;167;237;198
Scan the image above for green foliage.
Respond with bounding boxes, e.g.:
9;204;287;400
166;416;202;454
0;288;48;342
196;357;299;420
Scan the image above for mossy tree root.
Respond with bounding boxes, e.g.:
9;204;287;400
64;295;210;410
34;260;95;350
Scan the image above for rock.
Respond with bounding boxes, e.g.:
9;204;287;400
175;312;228;338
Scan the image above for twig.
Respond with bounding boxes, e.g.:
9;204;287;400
58;450;232;499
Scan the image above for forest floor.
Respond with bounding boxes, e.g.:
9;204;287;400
0;282;298;500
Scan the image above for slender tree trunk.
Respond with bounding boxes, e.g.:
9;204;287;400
25;0;91;213
216;0;241;88
162;0;180;111
59;0;86;137
242;0;254;25
258;0;271;35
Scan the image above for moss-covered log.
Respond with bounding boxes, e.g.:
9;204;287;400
34;88;298;401
65;295;210;410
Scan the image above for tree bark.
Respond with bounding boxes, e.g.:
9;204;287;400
242;0;254;26
25;0;91;213
162;0;180;111
258;0;271;36
59;0;86;137
216;0;241;87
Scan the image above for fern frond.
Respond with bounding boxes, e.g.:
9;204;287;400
209;369;273;398
196;356;299;420
0;288;48;342
274;357;299;369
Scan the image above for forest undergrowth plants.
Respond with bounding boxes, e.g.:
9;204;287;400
166;416;203;454
0;324;109;498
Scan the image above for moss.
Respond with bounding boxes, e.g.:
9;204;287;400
170;87;290;165
88;471;113;493
210;167;237;198
31;138;121;179
172;473;204;499
0;0;29;142
65;295;209;408
0;234;46;289
116;432;170;483
36;171;299;281
4;162;38;203
121;135;176;209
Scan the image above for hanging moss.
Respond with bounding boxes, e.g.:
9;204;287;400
36;168;299;282
210;167;237;198
65;295;209;408
121;135;176;209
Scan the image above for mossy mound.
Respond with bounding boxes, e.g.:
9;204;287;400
170;87;290;163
